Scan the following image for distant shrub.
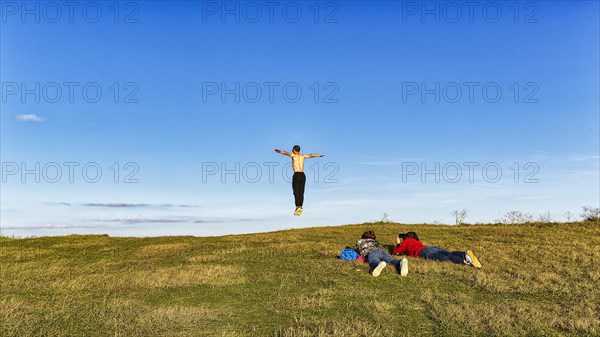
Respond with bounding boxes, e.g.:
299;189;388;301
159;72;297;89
563;211;575;222
380;212;391;223
580;206;600;222
536;210;552;223
497;211;534;224
451;209;468;225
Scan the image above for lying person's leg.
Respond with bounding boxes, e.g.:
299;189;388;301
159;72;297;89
367;251;387;276
380;252;408;276
448;251;468;264
419;246;451;262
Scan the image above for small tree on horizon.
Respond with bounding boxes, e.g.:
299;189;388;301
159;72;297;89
497;210;534;224
563;211;575;222
451;209;468;225
580;206;600;222
537;210;552;223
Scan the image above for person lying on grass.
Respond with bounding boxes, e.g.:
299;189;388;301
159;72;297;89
356;231;408;277
392;232;482;268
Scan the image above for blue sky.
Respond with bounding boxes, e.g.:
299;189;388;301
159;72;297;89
1;1;598;236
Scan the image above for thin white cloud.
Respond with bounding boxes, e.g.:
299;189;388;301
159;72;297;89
16;114;45;122
78;202;199;208
93;215;245;224
84;203;150;208
2;223;90;230
568;154;600;162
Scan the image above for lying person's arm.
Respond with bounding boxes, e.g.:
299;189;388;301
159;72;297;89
392;240;406;255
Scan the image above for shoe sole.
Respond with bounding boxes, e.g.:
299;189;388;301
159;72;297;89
372;261;386;277
466;250;482;268
400;258;409;277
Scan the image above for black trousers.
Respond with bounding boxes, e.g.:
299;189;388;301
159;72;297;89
292;172;306;207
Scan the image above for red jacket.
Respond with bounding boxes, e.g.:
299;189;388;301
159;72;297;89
393;238;426;258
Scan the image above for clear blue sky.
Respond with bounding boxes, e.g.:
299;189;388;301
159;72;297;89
1;1;598;236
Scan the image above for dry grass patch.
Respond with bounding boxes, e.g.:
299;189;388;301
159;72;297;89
0;247;55;262
142;305;224;322
277;317;381;337
214;245;249;255
135;304;233;336
371;300;395;314
421;289;599;336
136;243;194;258
132;264;246;288
186;245;249;263
186;254;222;263
50;241;108;250
294;288;335;310
0;297;32;336
258;241;336;258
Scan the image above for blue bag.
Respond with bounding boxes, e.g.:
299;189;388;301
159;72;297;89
339;247;358;261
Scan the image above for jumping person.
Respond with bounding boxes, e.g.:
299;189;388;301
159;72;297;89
356;231;408;277
393;232;482;268
274;145;325;215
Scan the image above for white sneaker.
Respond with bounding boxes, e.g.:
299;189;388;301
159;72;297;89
400;258;409;277
293;207;301;216
372;261;386;277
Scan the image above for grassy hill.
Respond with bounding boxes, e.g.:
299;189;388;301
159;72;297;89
1;221;599;336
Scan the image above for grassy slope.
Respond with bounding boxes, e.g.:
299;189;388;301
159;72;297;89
1;221;599;337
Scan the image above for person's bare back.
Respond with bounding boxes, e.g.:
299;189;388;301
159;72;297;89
274;145;325;215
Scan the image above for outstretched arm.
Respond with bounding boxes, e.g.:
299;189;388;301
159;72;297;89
306;153;325;158
274;149;292;156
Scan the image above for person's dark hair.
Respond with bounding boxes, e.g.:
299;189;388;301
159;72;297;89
293;145;301;153
399;231;419;241
361;230;376;240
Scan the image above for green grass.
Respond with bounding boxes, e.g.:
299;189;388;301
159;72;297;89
1;221;599;336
